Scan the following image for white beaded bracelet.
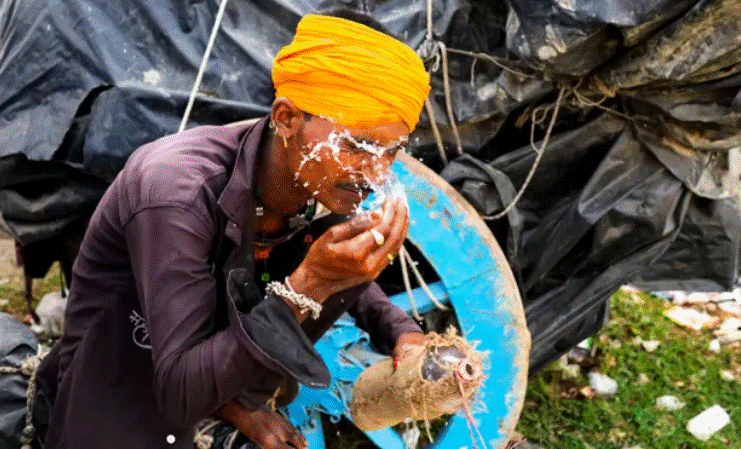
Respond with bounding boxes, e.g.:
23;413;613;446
265;277;323;320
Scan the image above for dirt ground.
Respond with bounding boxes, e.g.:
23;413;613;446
0;234;24;291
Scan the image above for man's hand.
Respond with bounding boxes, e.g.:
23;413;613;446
393;332;427;362
217;400;307;449
289;198;409;302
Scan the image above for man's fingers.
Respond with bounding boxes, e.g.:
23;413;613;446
324;211;380;243
287;428;307;449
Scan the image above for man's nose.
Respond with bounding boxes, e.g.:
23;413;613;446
362;156;393;185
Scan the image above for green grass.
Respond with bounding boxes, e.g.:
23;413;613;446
0;261;62;320
3;263;739;448
517;290;741;449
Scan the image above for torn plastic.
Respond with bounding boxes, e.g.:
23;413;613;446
506;0;699;76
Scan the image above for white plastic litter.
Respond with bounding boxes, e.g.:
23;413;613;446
720;370;735;381
655;395;685;411
31;290;67;337
686;405;730;441
664;306;719;331
709;339;721;353
588;372;618;398
641;340;660;352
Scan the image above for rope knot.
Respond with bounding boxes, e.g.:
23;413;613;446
20;355;42;377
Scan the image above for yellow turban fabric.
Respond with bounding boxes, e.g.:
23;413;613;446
272;15;430;132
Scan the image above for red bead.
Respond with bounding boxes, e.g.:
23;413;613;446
304;234;313;243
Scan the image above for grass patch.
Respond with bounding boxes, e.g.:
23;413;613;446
0;261;62;320
517;290;741;448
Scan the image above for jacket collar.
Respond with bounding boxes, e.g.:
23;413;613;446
217;116;270;240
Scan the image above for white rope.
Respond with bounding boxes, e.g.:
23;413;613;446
178;0;231;133
484;86;566;221
1;354;45;449
425;0;434;41
438;41;463;156
399;245;423;321
424;97;448;165
401;246;450;311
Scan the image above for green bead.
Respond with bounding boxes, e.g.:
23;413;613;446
261;272;270;282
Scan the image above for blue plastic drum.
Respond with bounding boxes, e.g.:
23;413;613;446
284;153;530;449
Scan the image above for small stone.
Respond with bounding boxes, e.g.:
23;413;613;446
655;395;685;411
611;339;623;349
580;386;595;399
641;340;660;352
637;373;650;386
589;372;618;398
720;370;735;381
0;298;9;307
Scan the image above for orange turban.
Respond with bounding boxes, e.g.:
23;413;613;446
272;15;430;132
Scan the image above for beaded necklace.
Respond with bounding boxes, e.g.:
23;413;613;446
253;186;316;282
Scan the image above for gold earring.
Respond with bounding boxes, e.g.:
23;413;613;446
268;121;275;129
283;134;288;147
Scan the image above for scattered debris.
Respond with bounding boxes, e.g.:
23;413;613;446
718;301;741;317
620;285;640;294
718;318;741;332
720;370;735;382
30;290;67;337
655;395;685;411
664;306;719;331
709;339;721;353
0;298;8;308
640;340;660;353
588;372;618;398
716;330;741;345
686;405;730;441
0;278;8;286
579;386;595;399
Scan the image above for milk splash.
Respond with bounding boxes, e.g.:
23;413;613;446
355;170;407;215
292;130;408;211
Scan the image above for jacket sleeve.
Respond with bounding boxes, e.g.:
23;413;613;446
124;205;327;427
348;282;423;354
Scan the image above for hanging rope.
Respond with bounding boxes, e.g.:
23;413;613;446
483;86;566;221
179;0;231;133
399;245;423;321
401;247;450;311
438;41;463;155
424;97;448;165
446;47;538;80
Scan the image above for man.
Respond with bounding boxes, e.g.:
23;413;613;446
35;12;430;449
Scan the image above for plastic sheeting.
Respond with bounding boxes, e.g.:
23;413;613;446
442;112;741;372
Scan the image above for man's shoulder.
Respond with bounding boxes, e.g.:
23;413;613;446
120;124;249;212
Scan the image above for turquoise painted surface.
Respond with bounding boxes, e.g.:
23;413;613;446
286;158;527;448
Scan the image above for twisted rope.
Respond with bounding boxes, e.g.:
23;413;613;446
0;354;45;449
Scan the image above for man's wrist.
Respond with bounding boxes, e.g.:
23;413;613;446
288;266;331;303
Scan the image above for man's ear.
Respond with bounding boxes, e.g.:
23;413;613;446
271;97;307;140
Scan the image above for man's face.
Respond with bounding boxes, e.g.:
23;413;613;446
288;115;409;215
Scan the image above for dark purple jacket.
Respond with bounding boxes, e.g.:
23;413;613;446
36;118;421;448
